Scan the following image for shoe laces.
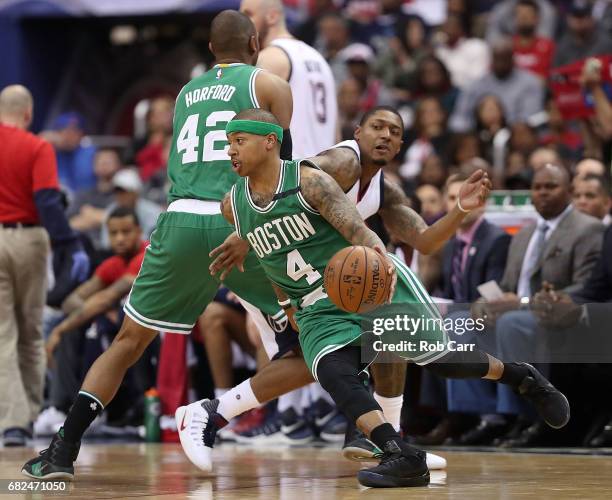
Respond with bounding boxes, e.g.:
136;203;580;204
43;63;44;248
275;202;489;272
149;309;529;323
39;434;79;465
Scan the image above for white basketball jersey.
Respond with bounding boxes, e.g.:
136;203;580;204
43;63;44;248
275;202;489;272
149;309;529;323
270;38;338;158
332;140;384;220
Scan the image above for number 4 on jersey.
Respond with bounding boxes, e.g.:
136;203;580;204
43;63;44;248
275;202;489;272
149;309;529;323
287;249;321;285
176;111;236;164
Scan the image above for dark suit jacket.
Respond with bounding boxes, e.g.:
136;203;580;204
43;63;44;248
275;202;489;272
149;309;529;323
573;225;612;304
440;219;511;303
500;208;604;295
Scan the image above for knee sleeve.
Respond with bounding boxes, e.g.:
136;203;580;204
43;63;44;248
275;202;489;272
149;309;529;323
316;347;381;422
425;349;489;379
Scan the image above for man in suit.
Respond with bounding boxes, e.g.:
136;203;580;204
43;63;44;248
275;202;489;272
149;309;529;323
530;225;612;446
431;164;603;446
472;163;604;446
414;174;512;446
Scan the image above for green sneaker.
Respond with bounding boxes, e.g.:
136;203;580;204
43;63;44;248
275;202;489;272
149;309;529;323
342;435;381;462
21;428;80;481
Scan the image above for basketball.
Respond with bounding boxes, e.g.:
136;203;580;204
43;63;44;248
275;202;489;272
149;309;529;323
324;246;391;313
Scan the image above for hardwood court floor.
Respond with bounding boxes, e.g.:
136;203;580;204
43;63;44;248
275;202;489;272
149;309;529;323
2;442;612;499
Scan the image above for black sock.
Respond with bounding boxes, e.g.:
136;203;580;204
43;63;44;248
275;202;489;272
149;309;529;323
370;422;401;451
498;363;530;389
62;391;104;443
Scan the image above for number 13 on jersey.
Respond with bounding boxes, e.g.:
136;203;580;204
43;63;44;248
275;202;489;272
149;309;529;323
176;111;236;164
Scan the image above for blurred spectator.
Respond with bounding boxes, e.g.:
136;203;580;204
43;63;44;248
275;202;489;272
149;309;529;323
553;0;612;67
572;174;612;224
449;133;483;168
509;122;539;157
44;112;97;194
374;15;429;102
341;43;395;111
294;0;340;46
414;55;459;114
579;56;612;164
316;13;352;82
475;94;510;165
539;96;582;160
67;148;122;249
435;13;491;89
451;164;604;447
415;184;445;224
528;146;562;171
486;0;557;43
574;157;607;178
450;38;545;132
417;154;448;189
399;97;451;181
132;96;173;182
100;169;162;248
338;78;364;140
512;0;555;80
38;208;146;435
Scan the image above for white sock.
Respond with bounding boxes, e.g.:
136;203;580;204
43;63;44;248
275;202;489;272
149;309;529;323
374;393;403;432
278;389;304;416
216;379;260;421
214;388;229;399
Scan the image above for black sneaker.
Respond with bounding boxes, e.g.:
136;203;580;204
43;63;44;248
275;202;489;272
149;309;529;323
517;363;570;429
22;428;80;481
3;426;32;447
357;440;430;488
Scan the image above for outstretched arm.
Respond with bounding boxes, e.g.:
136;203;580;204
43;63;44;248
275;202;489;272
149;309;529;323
300;164;396;298
379;170;491;254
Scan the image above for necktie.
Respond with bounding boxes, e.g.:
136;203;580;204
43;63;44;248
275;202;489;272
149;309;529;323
451;239;467;302
522;222;550;296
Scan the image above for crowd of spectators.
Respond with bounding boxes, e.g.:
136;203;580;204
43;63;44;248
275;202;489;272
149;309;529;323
15;0;612;448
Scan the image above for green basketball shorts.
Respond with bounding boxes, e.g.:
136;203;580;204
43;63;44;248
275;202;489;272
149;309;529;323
294;253;450;379
124;208;282;334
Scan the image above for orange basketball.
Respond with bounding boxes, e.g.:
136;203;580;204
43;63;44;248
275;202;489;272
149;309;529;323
324;246;391;313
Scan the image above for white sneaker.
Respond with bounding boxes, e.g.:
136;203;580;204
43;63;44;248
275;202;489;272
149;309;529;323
34;407;66;436
426;452;447;470
176;399;223;472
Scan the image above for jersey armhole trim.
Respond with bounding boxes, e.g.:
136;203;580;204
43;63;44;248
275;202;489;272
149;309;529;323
250;68;262;109
296;160;320;215
230;185;242;239
270;43;293;83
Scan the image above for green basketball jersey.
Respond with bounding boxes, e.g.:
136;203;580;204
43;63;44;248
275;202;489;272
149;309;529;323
168;63;262;203
231;160;348;301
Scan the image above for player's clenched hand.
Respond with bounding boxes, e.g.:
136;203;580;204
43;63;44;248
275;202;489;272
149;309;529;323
374;246;396;303
209;232;250;280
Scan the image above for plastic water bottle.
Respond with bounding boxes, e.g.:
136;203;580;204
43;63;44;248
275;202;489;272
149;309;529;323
144;388;161;442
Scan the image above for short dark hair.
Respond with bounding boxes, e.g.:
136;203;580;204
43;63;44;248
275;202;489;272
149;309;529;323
517;0;540;13
359;106;404;132
209;10;256;59
580;174;611;197
233;108;280;125
107;206;140;226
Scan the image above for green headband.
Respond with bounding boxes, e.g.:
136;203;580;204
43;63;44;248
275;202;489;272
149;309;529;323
225;119;283;143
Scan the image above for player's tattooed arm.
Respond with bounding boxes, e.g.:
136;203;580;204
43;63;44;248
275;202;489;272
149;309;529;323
308;148;361;192
211;191;250;280
301;166;384;250
300;164;397;299
379;170;491;254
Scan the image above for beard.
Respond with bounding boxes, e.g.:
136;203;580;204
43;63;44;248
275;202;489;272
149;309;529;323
258;23;270;48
